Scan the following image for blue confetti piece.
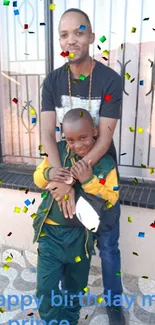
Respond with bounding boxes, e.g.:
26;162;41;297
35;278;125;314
140;80;144;86
14;9;19;15
79;25;86;30
138;232;145;238
56;126;60;131
113;186;119;191
32;117;36;124
96;194;101;198
29;267;36;273
13;1;17;6
24;199;31;206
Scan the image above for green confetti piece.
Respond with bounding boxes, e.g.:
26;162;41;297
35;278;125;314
99;35;106;43
116;271;121;276
72;79;78;83
0;178;2;184
143;17;149;21
129;126;135;132
3;0;10;5
31;213;37;219
141;164;146;168
128;217;132;223
79;74;86;81
22;206;28;213
3;264;10;271
41;192;48;199
131;27;136;33
132;177;138;185
124;73;131;80
14;207;21;213
42;208;48;213
40;231;46;237
103;50;109;56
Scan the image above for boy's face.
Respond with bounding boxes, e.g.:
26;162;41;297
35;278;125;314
63;119;98;157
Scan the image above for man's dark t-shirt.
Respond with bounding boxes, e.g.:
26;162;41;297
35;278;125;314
41;59;122;167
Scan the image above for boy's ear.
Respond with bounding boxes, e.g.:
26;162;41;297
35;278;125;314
93;125;98;137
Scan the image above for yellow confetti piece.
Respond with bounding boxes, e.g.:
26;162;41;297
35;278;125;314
128;217;132;223
137;127;144;133
131;27;136;33
64;194;69;201
5;256;13;263
29;108;36;115
49;3;56;10
38;145;43;151
132;177;138;185
149;168;154;174
31;213;38;219
83;286;90;293
69;53;75;59
106;202;113;209
14;207;21;213
0;178;2;184
103;50;109;56
80;112;83;117
75;256;81;263
40;231;46;237
129;126;135;132
96;296;104;304
0;307;5;313
124;73;131;80
3;264;10;271
22;206;28;213
42;208;48;213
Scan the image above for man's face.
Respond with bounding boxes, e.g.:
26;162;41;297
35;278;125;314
59;12;95;63
63;119;97;157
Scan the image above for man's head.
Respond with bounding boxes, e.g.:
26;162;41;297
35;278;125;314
62;108;98;157
58;8;95;64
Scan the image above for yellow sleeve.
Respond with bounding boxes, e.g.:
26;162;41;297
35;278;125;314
81;168;119;206
33;157;51;189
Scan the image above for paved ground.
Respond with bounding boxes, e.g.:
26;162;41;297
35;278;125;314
0;245;155;324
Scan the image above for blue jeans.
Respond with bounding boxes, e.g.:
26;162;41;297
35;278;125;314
61;201;123;301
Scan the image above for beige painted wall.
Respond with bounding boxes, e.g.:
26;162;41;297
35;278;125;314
0;188;155;279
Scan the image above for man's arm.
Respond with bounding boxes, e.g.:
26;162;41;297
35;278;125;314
82;117;117;166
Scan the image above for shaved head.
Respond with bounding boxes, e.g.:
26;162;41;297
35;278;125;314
62;108;93;126
59;8;92;34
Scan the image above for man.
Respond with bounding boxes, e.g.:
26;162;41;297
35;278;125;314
41;8;125;325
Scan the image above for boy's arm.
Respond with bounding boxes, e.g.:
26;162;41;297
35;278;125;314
81;168;119;206
33;157;51;189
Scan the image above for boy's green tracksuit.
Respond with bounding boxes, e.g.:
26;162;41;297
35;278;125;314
33;141;119;324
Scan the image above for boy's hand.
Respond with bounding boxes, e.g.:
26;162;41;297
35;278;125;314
71;160;93;183
49;167;72;183
46;182;72;201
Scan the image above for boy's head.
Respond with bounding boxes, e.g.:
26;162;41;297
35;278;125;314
62;108;98;157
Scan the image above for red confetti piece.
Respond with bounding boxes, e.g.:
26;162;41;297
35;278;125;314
99;178;106;185
24;24;28;29
60;51;69;57
150;222;155;228
12;98;18;104
104;94;112;101
7;232;12;236
25;189;29;194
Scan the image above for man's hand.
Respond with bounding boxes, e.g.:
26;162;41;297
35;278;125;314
46;181;72;201
71;160;93;183
49;167;73;183
60;187;75;219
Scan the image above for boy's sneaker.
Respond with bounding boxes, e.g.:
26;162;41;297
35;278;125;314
106;305;126;325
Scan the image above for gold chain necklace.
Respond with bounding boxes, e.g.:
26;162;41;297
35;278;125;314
67;57;93;112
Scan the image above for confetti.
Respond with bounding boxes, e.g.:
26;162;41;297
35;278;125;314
96;297;103;304
79;74;86;81
131;27;136;33
85;315;88;320
3;0;10;4
38;145;43;151
99;35;106;43
143;17;149;21
31;213;37;219
79;25;86;30
129;126;135;132
14;9;19;15
5;256;13;263
25;189;29;194
121;43;124;50
29;108;36;115
64;194;69;201
124;73;131;80
102;56;108;61
42;208;48;213
49;3;56;10
149;168;154;174
132;177;138;185
69;53;75;59
116;271;121;276
103;50;109;56
137;127;144;133
24;199;31;206
13;1;17;7
14;207;21;213
90;227;96;231
0;307;5;313
141;164;146;168
133;252;139;256
80;112;83;117
104;94;112;101
113;186;119;191
3;264;10;271
128;217;132;223
56;126;60;131
106;202;113;209
7;232;12;236
22;206;28;213
75;256;81;263
83;286;89;292
40;153;48;157
60;51;69;57
24;53;29;56
138;232;145;238
150;61;153;68
32;117;36;123
130;78;135;83
98;173;104;179
28;31;35;34
97;45;101;50
141;276;148;279
152;28;155;31
140;80;144;86
32;199;35;205
99;178;106;185
40;23;46;26
150;222;155;228
0;178;2;184
12;98;18;104
41;192;48;199
120;153;127;156
24;24;28;29
40;231;46;237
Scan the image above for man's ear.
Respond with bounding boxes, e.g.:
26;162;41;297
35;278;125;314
93;125;98;137
89;33;95;44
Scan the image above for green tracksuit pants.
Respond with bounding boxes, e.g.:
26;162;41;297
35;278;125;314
36;223;94;325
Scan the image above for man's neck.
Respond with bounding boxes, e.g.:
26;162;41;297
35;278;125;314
69;56;94;79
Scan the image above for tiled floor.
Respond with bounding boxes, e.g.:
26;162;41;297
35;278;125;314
0;245;155;324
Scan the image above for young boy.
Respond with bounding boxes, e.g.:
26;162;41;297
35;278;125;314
33;108;120;325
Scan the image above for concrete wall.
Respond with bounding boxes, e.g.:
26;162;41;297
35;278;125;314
0;188;155;279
